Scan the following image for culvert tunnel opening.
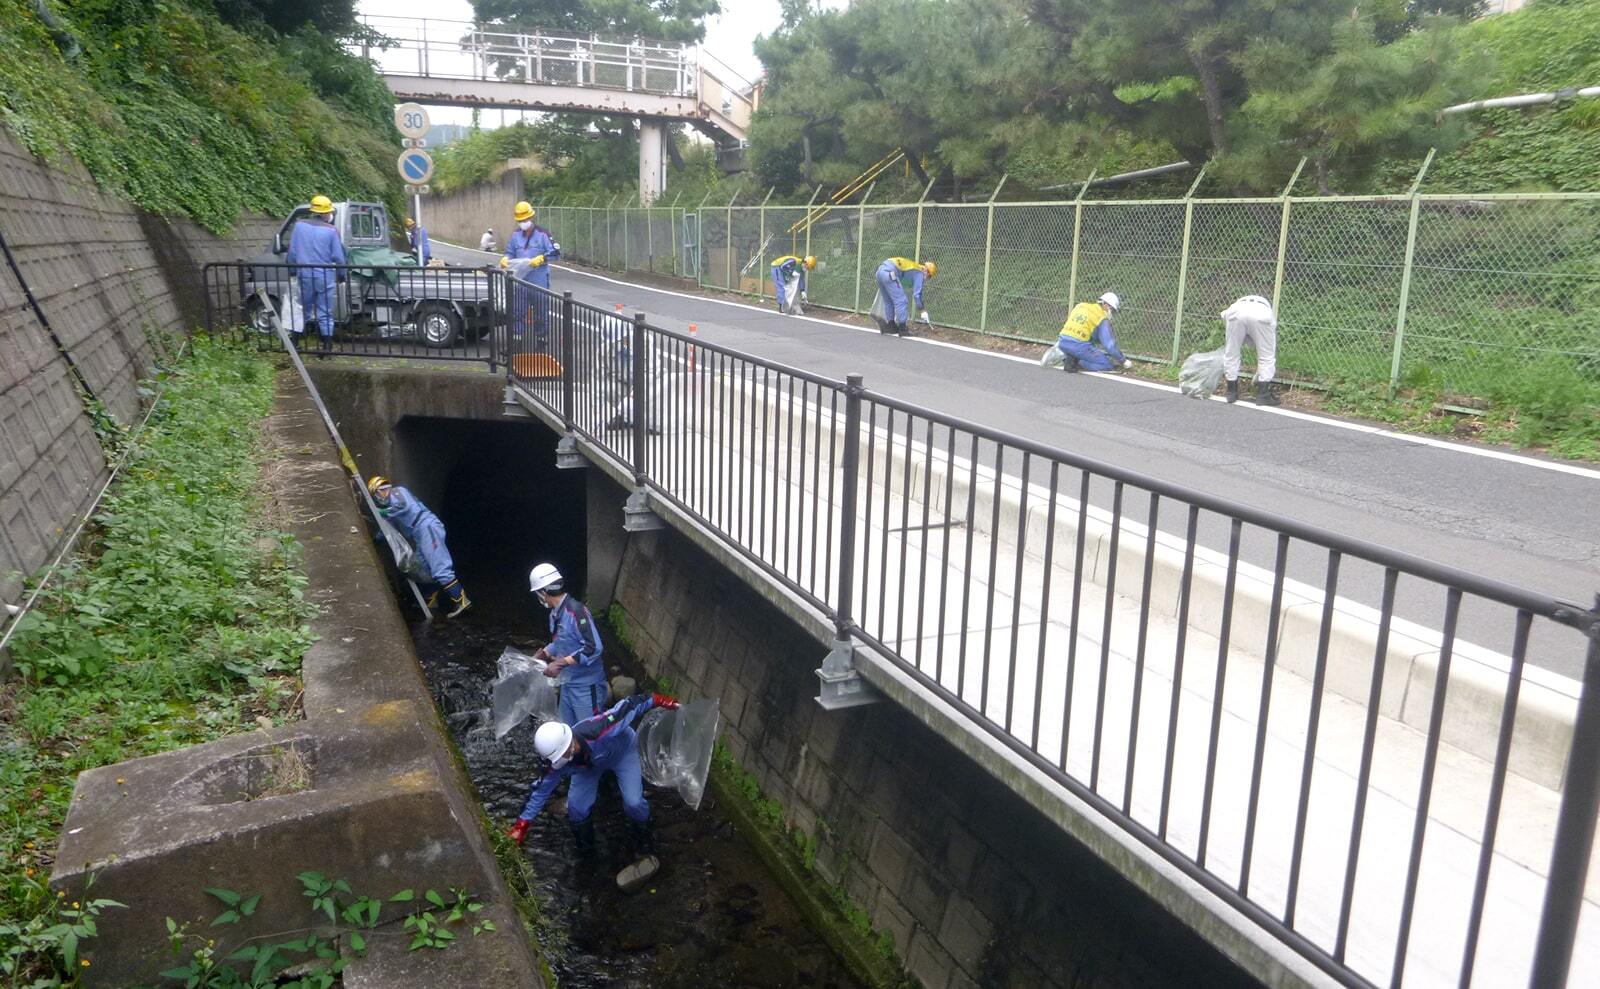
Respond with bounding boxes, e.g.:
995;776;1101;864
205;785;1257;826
381;414;862;989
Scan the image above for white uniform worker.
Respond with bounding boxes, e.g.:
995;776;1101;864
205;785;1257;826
1220;295;1280;406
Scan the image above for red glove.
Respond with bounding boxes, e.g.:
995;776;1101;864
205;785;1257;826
507;819;531;846
651;693;680;710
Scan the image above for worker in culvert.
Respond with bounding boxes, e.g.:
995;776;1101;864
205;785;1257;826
367;476;471;618
507;691;681;858
1220;294;1281;405
873;257;935;336
527;563;609;725
770;254;815;313
1053;291;1132;373
404;216;431;266
502;202;561;345
285;195;347;355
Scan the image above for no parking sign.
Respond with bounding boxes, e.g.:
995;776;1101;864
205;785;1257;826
397;149;434;185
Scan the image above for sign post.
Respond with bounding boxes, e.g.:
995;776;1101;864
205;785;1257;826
394;104;432;235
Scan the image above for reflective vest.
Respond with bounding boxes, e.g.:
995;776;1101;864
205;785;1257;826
885;257;923;272
771;255;802;269
1060;302;1109;342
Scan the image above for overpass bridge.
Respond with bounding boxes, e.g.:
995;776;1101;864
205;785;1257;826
357;16;755;204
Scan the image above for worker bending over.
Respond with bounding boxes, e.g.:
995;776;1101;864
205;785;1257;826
367;476;470;617
528;563;608;725
770;254;815;313
874;257;935;337
1221;294;1280;405
507;691;682;857
1055;292;1131;372
404;216;430;266
285;195;347;354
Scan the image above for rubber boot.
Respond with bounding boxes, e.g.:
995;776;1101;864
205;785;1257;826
1062;356;1079;374
626;818;656;856
876;318;893;335
1225;378;1240;404
896;321;911;338
569;818;597;857
318;334;332;361
1255;379;1281;407
444;582;471;619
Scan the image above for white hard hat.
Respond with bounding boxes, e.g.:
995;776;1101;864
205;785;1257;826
534;720;575;768
1098;292;1121;312
528;562;563;593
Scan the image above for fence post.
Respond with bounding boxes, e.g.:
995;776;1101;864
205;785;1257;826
1170;165;1209;363
604;194;618;270
978;173;1008;333
631;312;649;482
817;372;873;708
853;182;876;314
560;292;575;426
1529;600;1600;988
646;206;653;273
913;176;935;261
1270;158;1306;313
726;186;740;291
1389;149;1435;394
801;185;822;259
1067;170;1095;305
622;193;636;271
756;186;775;297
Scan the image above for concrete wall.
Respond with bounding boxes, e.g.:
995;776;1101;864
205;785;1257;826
589;470;1256;989
0;126;276;608
418;168;525;249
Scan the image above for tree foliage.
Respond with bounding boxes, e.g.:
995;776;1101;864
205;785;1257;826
471;0;721;43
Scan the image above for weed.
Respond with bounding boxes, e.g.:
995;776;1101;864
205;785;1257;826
602;603;636;654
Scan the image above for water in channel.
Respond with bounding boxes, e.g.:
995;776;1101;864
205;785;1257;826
409;611;862;989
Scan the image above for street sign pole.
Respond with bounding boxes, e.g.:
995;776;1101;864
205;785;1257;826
394;103;433;243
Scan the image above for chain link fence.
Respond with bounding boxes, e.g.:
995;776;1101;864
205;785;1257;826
537;191;1600;402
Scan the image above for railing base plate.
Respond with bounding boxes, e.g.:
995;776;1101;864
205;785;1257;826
555;433;587;469
816;637;880;709
622;487;665;532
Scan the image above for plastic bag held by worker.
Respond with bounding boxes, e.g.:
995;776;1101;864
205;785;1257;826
780;271;804;314
1039;345;1066;369
867;286;890;328
491;647;559;738
636;698;720;810
1180;348;1227;399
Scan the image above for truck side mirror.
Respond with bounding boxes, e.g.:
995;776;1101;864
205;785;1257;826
274;232;286;255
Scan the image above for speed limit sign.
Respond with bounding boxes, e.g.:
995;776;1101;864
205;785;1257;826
394;103;429;139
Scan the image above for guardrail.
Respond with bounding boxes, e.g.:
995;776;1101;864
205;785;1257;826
505;281;1600;989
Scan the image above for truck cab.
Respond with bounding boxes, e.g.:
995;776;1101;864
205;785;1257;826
271;201;392;256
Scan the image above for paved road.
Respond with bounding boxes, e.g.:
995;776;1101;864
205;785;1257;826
436;242;1600;677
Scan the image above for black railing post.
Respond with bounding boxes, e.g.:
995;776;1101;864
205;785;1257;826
631;311;649;484
816;372;876;708
1528;596;1600;988
560;292;575;428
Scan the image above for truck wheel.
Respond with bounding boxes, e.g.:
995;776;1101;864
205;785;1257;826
244;295;280;335
416;302;462;348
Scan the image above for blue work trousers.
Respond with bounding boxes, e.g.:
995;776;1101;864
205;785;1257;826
559;681;610;727
875;267;909;323
1057;324;1127;371
567;743;649;824
412;516;457;588
298;275;337;338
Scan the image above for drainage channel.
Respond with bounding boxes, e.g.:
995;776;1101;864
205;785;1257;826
408;607;862;988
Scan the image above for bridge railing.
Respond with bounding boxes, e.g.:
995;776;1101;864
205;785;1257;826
506;282;1600;989
358;15;696;96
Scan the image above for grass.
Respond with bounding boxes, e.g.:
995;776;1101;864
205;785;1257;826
0;338;315;985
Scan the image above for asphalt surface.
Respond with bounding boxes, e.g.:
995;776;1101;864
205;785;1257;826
435;242;1600;677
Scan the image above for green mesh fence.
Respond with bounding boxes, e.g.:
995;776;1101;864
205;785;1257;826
538;192;1600;401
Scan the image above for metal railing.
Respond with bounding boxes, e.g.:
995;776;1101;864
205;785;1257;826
507;282;1600;989
535;185;1600;403
202;261;508;367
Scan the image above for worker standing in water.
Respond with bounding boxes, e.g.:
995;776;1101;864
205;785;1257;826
285;195;347;355
367;476;470;617
770;254;815;313
527;563;609;725
404;216;431;266
873;257;935;337
1053;291;1132;373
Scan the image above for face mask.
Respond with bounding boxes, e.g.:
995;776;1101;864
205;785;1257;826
518;220;533;232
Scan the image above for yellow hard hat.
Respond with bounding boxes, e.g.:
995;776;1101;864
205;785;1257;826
513;201;535;222
923;260;937;279
803;255;816;270
366;475;390;497
310;195;334;214
404;217;415;229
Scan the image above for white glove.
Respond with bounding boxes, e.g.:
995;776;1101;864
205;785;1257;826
552;242;561;252
1122;359;1133;369
919;310;930;324
800;291;808;302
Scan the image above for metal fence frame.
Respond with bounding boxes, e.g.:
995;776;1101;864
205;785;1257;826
506;281;1600;989
536;187;1600;402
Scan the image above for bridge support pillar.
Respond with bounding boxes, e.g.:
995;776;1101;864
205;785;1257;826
639;120;668;205
816;637;881;710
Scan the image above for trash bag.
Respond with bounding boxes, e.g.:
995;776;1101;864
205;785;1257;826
1039;344;1066;369
1180;348;1227;399
279;278;306;334
780;271;804;314
867;283;890;327
490;647;559;738
636;698;720;810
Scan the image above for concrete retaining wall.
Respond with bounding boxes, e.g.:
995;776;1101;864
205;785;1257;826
588;468;1256;989
0;126;276;607
419;169;525;250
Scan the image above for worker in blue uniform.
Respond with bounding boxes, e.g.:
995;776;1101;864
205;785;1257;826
874;257;936;337
1054;292;1132;373
404;216;431;266
501;201;561;344
527;563;608;725
285;195;347;354
507;691;681;856
770;254;815;312
366;476;470;618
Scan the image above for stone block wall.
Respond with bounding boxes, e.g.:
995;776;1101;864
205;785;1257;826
598;487;1255;989
418;168;525;249
0;126;277;607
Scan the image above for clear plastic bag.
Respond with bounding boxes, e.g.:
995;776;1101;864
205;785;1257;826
1180;348;1227;399
780;271;804;314
867;285;890;327
636;698;720;810
1039;344;1066;369
490;647;558;738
